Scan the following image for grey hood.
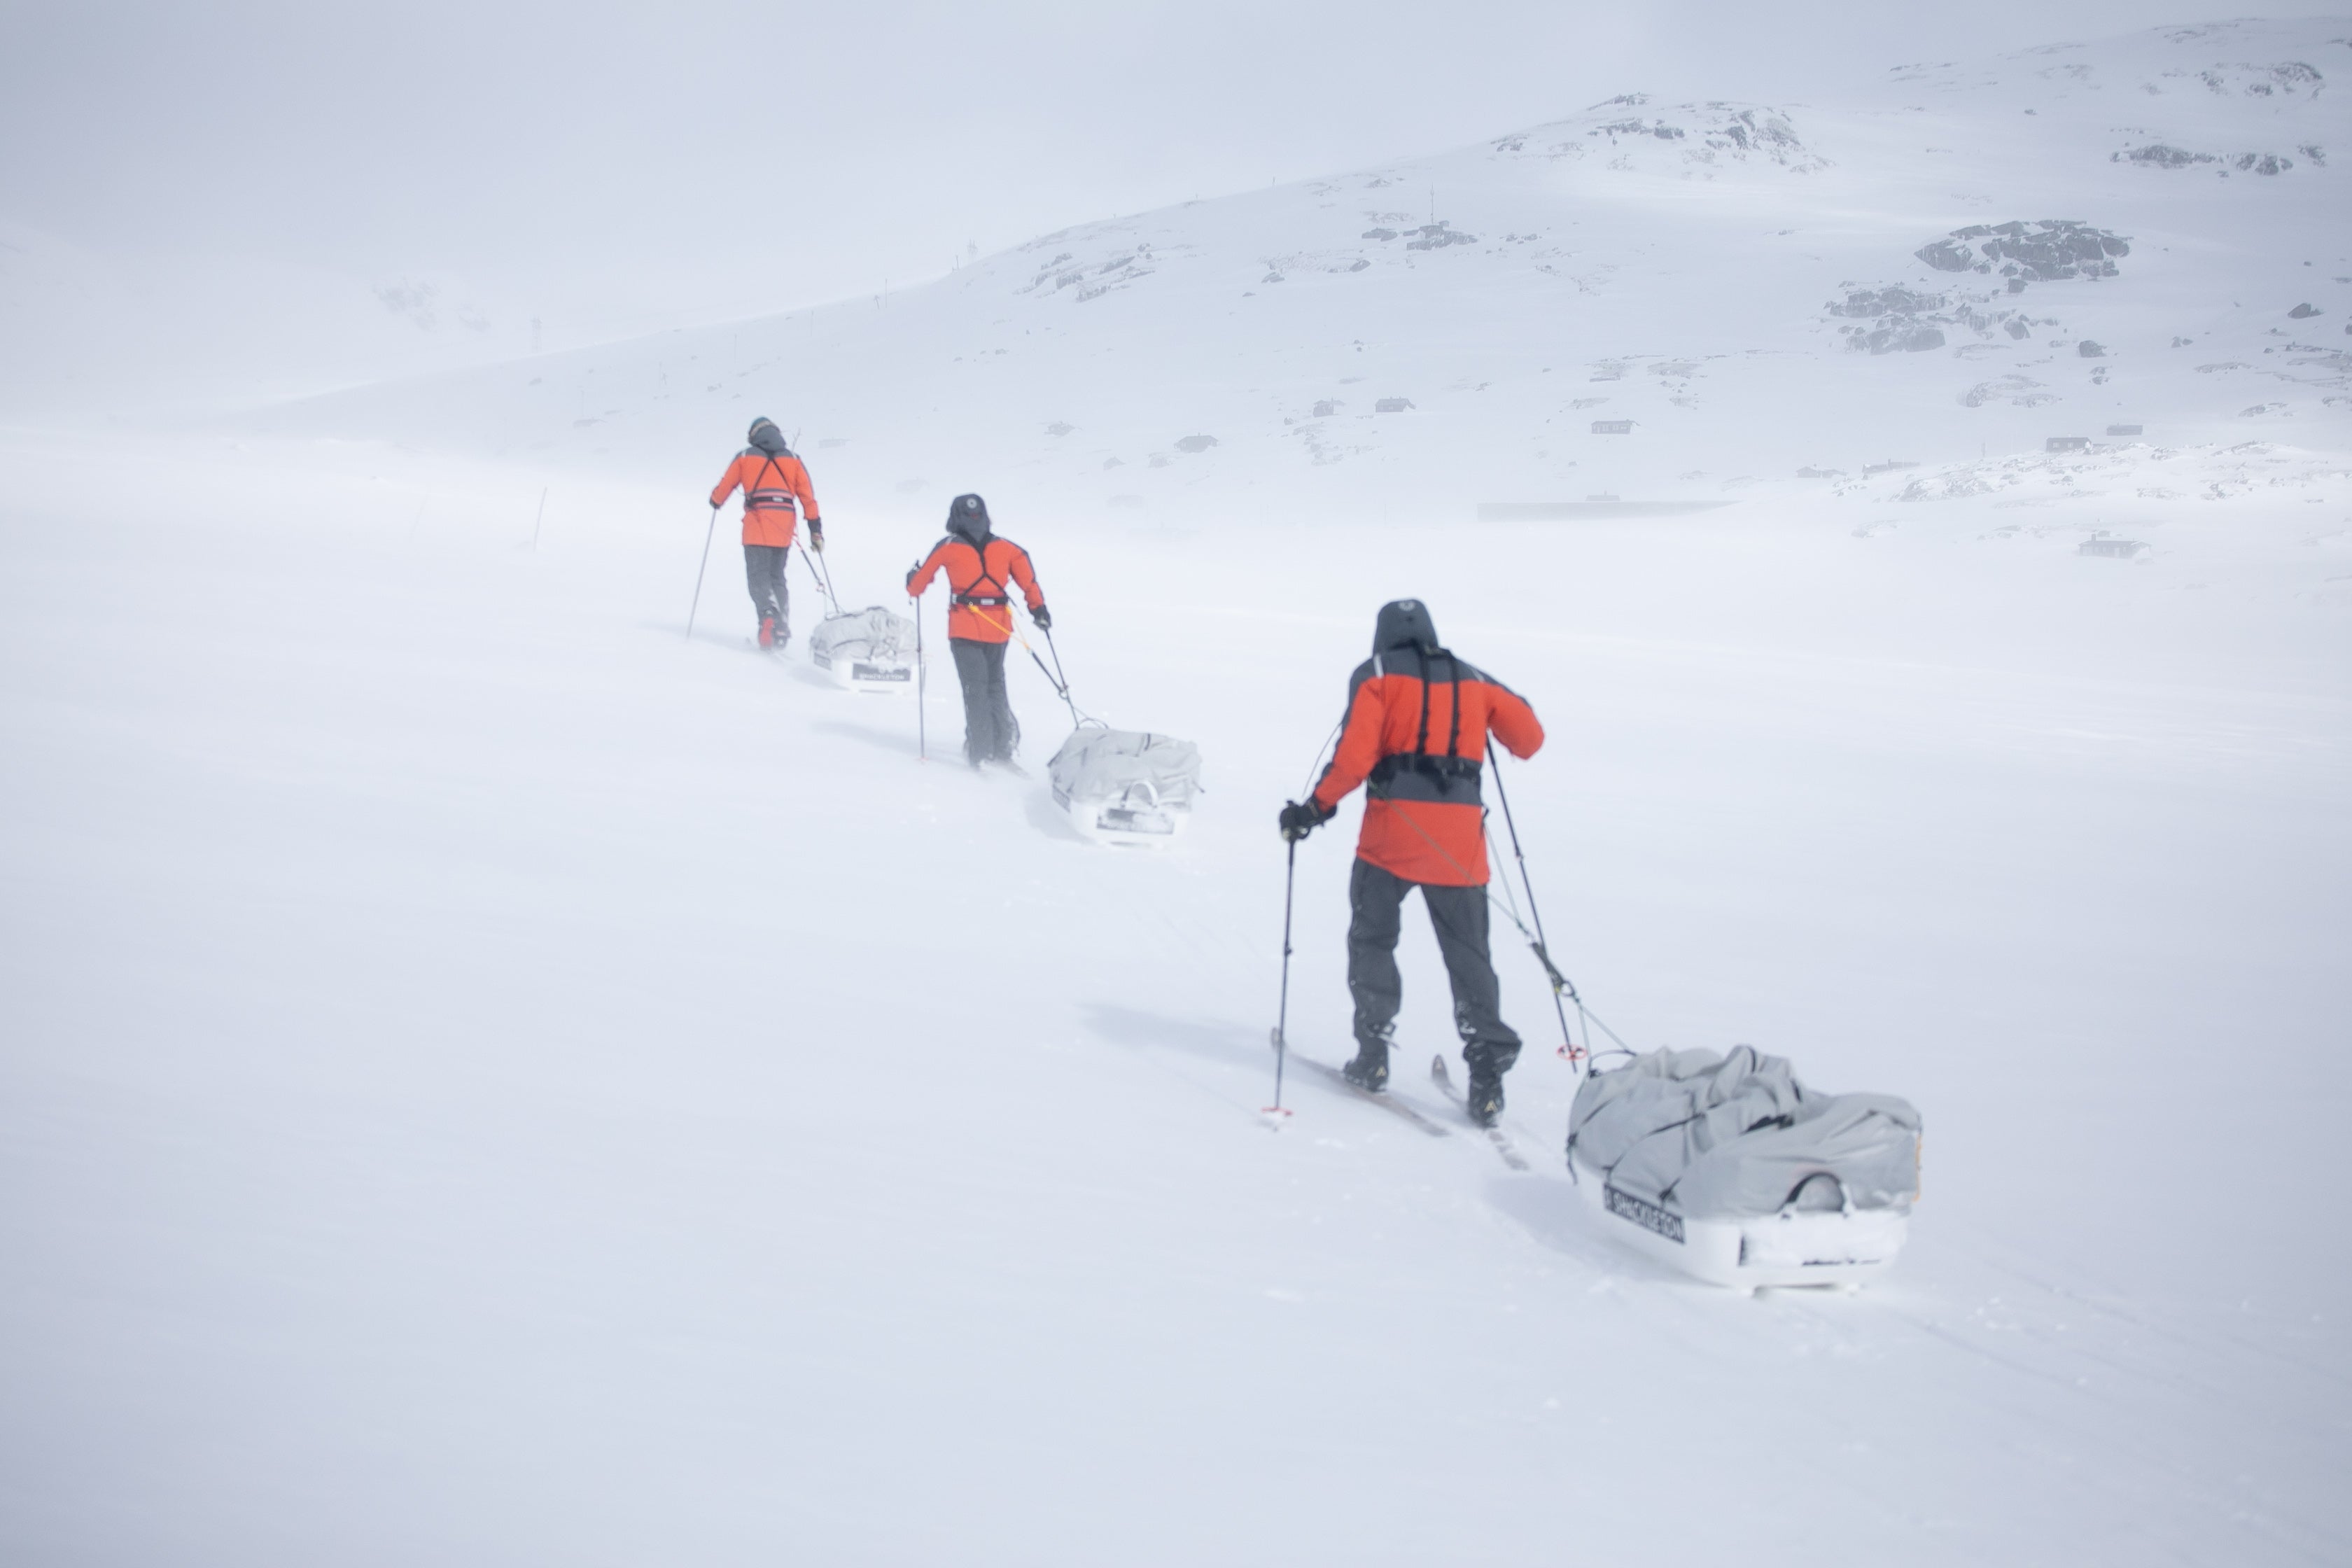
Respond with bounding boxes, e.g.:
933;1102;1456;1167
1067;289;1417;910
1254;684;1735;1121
1373;598;1438;654
946;492;993;544
748;418;789;455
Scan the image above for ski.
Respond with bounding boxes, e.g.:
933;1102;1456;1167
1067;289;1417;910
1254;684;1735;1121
1429;1055;1532;1170
1274;1039;1450;1137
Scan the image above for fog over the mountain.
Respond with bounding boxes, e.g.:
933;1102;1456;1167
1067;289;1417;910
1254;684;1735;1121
7;0;2342;407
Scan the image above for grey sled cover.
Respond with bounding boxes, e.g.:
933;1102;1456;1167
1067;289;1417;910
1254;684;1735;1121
1047;728;1201;810
1568;1046;1920;1219
811;606;915;666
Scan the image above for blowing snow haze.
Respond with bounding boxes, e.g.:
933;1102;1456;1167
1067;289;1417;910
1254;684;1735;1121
3;8;2350;1568
4;0;2340;408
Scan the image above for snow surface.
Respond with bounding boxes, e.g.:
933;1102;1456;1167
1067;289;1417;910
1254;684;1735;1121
4;18;2348;1567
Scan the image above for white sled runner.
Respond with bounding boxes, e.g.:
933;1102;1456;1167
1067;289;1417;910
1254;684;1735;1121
1567;1046;1921;1292
808;606;918;693
1046;727;1201;846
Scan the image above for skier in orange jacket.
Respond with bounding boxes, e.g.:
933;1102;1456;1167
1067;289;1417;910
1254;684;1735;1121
708;416;822;650
1279;598;1545;1124
905;493;1048;768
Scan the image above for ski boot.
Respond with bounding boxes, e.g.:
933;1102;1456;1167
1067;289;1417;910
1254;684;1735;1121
1341;1042;1390;1093
1465;1067;1505;1128
757;615;777;650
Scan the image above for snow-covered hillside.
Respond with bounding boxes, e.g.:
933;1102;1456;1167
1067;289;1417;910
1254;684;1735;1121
3;18;2348;1568
254;18;2351;525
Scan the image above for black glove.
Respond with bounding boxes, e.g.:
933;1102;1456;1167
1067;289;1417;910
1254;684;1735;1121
1031;604;1053;632
1279;799;1333;842
807;517;824;552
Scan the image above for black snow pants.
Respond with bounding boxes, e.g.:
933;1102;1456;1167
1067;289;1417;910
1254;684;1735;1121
1348;857;1522;1077
948;637;1020;764
743;544;790;637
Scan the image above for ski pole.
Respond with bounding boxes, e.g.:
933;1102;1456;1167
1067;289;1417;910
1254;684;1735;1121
1489;754;1584;1068
1266;836;1297;1119
911;579;927;762
685;503;720;640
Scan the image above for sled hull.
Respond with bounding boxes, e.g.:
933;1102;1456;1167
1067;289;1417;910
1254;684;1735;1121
1571;1152;1908;1292
812;650;915;693
1064;797;1190;847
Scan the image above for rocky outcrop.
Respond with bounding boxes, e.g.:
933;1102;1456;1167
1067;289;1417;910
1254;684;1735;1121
2111;144;2305;174
1914;220;2129;288
1487;98;1828;174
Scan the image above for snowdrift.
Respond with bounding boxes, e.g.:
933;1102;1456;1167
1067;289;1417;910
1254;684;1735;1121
808;606;917;692
1567;1046;1921;1291
1046;727;1200;846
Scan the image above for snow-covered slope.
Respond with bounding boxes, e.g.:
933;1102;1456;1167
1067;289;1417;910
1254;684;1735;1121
3;19;2348;1568
253;18;2351;524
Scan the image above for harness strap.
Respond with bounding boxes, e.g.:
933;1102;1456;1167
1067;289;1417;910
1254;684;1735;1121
1392;645;1469;793
743;451;799;510
951;537;1015;606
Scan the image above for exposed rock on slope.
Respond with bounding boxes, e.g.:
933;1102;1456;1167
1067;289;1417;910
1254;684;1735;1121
1914;221;2130;288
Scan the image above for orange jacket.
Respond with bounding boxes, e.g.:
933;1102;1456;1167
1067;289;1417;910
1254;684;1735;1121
1309;646;1544;886
709;448;820;548
906;534;1046;643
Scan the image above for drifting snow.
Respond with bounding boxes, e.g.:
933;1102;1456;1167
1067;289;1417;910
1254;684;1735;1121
2;17;2348;1567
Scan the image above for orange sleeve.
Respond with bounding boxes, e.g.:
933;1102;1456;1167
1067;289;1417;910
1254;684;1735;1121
790;456;820;521
1008;544;1044;612
906;540;950;596
1310;676;1390;813
708;455;746;509
1487;685;1544;761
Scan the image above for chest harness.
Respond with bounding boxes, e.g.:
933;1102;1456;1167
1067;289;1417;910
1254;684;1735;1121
949;538;1015;609
1366;648;1483;797
744;450;798;512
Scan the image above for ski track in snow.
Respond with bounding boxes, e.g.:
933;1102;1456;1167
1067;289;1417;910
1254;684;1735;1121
4;18;2351;1567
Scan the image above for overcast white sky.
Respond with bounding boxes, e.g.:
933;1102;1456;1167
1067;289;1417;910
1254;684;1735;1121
4;1;2342;351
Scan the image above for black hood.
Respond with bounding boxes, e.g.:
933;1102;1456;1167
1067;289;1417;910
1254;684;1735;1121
748;417;788;455
946;492;993;543
1372;598;1438;654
